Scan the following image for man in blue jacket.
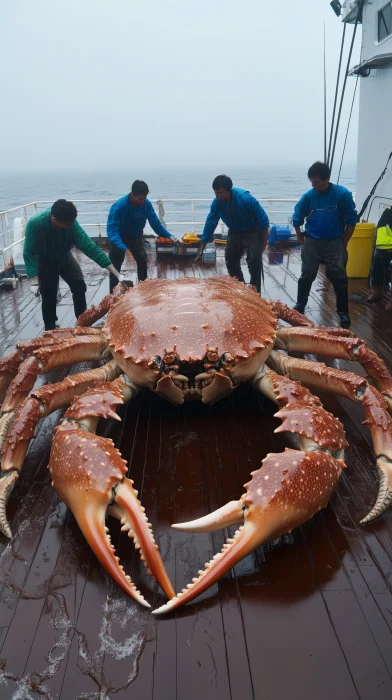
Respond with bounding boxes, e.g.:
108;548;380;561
107;180;178;291
196;175;269;293
292;161;357;328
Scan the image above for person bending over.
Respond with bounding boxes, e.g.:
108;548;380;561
196;174;269;294
107;180;180;292
24;199;125;330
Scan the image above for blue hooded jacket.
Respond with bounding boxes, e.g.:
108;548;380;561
107;195;172;250
292;184;357;239
201;188;269;243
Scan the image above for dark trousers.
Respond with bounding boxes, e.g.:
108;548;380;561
297;236;349;313
370;248;392;288
109;234;147;293
225;229;262;293
38;252;87;330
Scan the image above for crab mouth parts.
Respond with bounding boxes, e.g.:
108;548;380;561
155;359;235;395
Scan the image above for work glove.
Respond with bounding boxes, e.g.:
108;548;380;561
118;274;134;288
171;234;183;245
107;263;131;284
30;278;40;297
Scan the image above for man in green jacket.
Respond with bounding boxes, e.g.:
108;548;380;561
23;199;125;330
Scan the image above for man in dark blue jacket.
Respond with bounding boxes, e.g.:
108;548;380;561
107;180;178;291
292;161;357;328
196;175;269;293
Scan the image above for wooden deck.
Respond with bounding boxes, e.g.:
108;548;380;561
0;243;392;700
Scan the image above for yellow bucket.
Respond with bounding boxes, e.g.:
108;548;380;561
346;222;376;278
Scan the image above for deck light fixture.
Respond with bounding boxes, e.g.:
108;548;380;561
330;0;342;17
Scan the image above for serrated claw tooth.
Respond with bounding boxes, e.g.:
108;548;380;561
113;479;175;599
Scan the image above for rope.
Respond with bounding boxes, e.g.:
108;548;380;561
157;200;166;227
357;151;392;221
337;76;359;184
327;22;346;166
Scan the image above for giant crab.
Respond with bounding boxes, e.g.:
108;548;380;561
0;277;391;614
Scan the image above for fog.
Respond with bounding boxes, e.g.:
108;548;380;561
0;0;361;172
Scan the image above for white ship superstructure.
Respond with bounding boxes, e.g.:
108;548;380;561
342;0;392;219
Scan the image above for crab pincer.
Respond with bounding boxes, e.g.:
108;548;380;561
153;449;344;614
49;422;174;606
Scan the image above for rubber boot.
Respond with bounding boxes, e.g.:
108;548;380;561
334;281;351;328
295;278;312;314
385;292;392;311
367;286;383;303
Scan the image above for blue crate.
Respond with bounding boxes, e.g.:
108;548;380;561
268;225;291;245
202;243;216;263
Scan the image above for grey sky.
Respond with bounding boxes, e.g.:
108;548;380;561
0;0;361;171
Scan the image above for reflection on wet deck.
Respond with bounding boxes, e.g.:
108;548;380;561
0;244;392;699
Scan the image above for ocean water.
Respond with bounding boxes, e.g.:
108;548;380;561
0;165;356;212
0;165;357;237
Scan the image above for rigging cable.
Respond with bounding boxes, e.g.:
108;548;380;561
327;21;346;166
324;21;327;162
357;151;392;221
336;75;359;184
329;0;365;172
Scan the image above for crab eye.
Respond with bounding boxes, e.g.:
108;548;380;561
164;352;177;364
222;353;235;364
153;355;163;369
207;351;219;363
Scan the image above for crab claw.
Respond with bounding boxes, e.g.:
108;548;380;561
153;448;344;614
49;422;174;606
360;386;392;523
108;480;175;599
0;470;19;538
171;499;244;532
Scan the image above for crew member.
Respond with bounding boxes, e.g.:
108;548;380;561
196;175;269;293
107;180;180;292
23;199;124;330
293;161;357;328
367;205;392;310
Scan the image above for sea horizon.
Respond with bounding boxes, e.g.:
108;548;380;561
0;163;357;214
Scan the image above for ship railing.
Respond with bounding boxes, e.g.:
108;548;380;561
0;198;297;278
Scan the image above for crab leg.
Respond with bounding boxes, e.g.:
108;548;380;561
0;360;121;538
267;350;392;522
153;369;346;614
49;380;174;604
0;335;109;452
274;327;392;412
269;300;314;328
0;338;60;409
76;282;130;328
0;350;24;407
0;328;105;409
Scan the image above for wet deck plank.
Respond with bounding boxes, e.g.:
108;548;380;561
0;244;391;699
